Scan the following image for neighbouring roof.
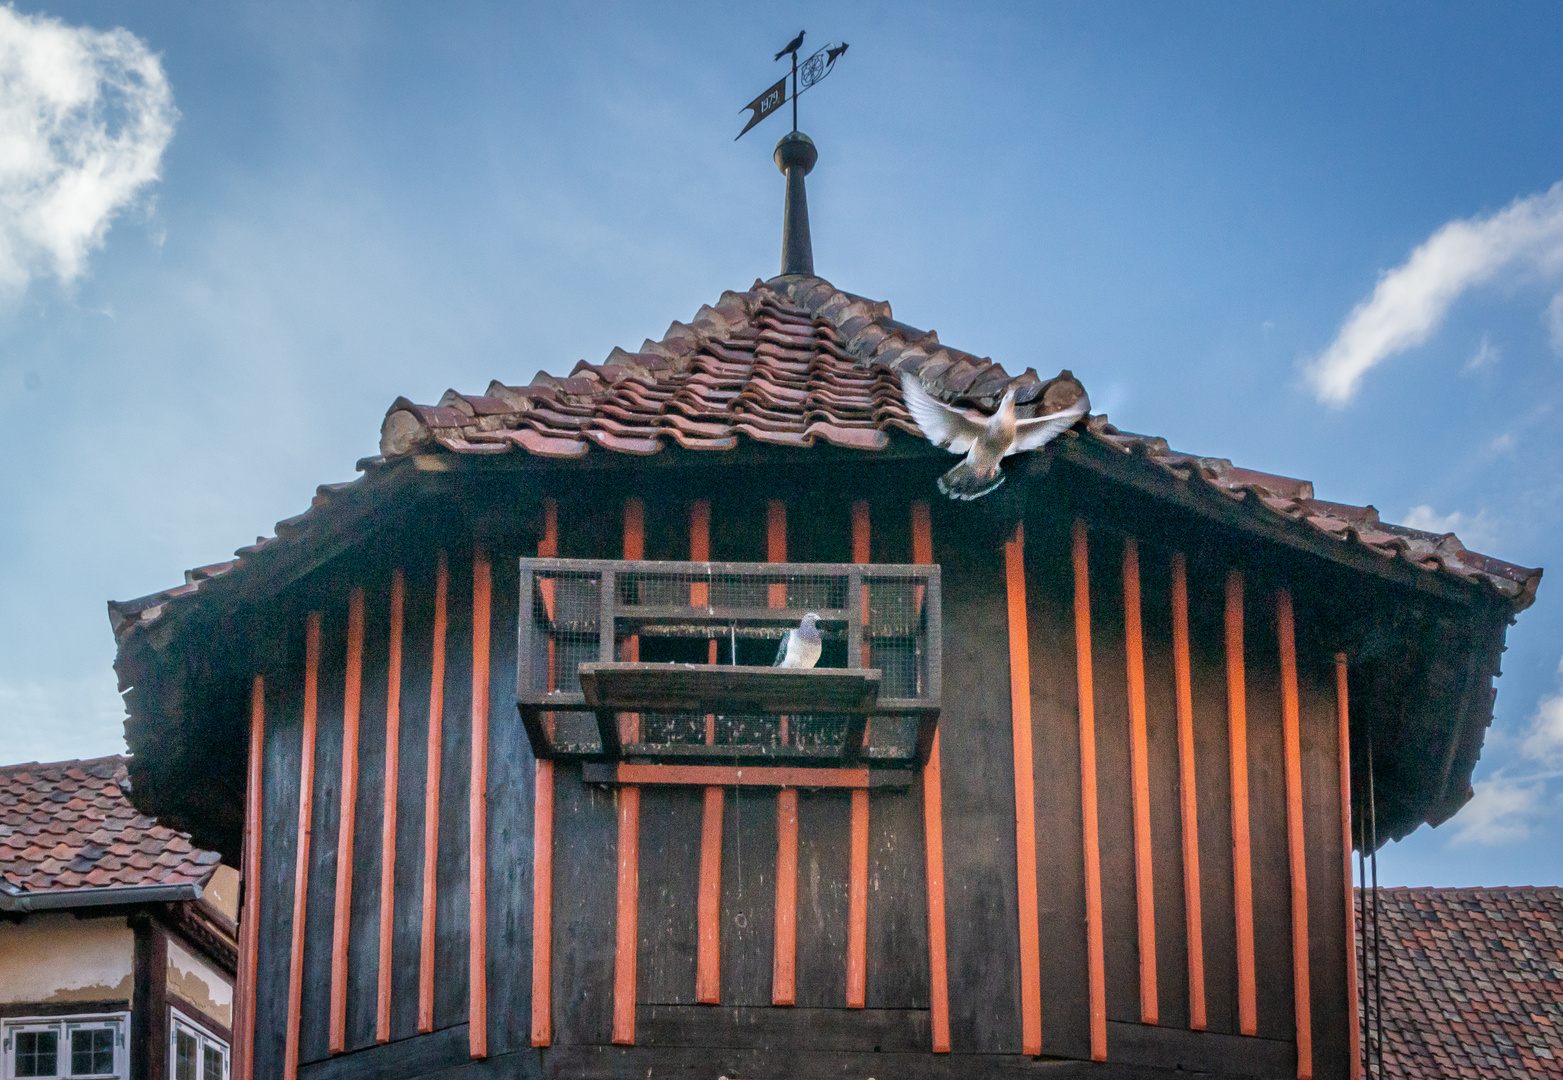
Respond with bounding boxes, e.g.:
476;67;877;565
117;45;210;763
107;272;1539;644
1366;886;1563;1078
0;755;223;903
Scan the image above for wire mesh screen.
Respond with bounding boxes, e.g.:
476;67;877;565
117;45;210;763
518;558;939;763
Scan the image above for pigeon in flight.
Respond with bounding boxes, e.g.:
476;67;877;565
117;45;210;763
773;612;822;669
775;30;805;61
900;371;1090;501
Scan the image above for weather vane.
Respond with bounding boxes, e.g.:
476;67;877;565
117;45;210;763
736;30;849;140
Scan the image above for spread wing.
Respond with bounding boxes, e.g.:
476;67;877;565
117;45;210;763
1007;390;1091;456
899;372;987;455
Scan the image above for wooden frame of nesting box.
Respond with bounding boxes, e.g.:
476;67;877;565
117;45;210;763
515;557;941;768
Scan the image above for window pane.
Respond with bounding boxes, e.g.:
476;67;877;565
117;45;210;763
70;1028;114;1075
174;1030;198;1080
15;1030;58;1077
202;1043;224;1080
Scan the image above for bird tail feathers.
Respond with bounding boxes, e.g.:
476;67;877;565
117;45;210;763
937;461;1006;501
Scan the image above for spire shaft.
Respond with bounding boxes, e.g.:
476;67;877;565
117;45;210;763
775;132;817;277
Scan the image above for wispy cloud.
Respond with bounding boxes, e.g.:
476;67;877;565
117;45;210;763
1308;181;1563;405
1462;333;1500;374
1520;658;1563;766
1401;504;1500;551
1447;777;1547;846
0;6;177;295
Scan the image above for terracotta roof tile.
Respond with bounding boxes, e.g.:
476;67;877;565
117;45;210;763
1364;887;1563;1078
0;755;222;901
108;273;1540;650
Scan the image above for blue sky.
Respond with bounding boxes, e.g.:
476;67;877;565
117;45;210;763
1;2;1560;887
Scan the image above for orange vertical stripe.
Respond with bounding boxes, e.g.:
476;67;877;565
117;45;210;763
377;569;404;1044
847;787;870;1008
234;676;265;1080
1073;520;1107;1062
612;785;641;1045
1005;525;1043;1055
773;787;799;1005
913;501;949;1053
851;501;871;563
329;589;365;1053
284;612;321;1080
418;552;449;1034
1169;554;1206;1031
469;551;491;1059
696;785;724;1003
1277;590;1312;1078
531;506;557;1048
1337;654;1362;1080
622;499;644;743
1122;539;1159;1026
530;759;555;1047
691;500;723;1003
1226;570;1257;1037
767;499;787;608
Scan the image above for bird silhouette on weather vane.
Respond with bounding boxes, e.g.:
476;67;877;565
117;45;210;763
736;30;850;140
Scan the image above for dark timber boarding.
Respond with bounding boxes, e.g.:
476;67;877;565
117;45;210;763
245;461;1357;1079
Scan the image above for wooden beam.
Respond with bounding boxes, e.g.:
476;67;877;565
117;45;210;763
377;569;404;1045
1072;520;1107;1063
469;550;491;1059
532;508;558;1049
1337;653;1362;1080
1169;554;1206;1032
612;763;872;788
1277;590;1312;1079
284;612;322;1080
767;499;788;608
329;589;365;1054
612;499;645;1045
1226;569;1257;1037
773;788;799;1006
691;499;723;1005
530;758;555;1047
913;500;949;1054
234;675;265;1080
847;788;869;1008
612;785;641;1045
696;784;724;1004
1122;538;1159;1026
419;552;449;1034
1005;524;1043;1055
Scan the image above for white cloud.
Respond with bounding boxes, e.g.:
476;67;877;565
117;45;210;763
1401;503;1500;551
1447;777;1547;846
1520;657;1563;766
0;6;176;295
1548;292;1563;355
1462;333;1500;374
1308;181;1563;405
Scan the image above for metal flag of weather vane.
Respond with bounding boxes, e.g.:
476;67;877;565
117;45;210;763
736;30;849;139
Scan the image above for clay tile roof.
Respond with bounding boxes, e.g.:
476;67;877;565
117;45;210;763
1366;886;1563;1078
0;755;221;901
107;272;1540;645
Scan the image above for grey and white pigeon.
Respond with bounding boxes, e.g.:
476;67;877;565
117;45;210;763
773;612;822;669
900;371;1090;501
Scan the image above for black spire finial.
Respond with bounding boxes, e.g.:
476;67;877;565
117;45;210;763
775;131;816;277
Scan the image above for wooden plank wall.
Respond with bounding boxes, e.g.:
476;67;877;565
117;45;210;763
240;478;1352;1080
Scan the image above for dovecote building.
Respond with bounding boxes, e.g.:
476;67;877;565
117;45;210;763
109;134;1541;1080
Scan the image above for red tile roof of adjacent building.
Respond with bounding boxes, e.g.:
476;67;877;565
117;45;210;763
0;755;223;900
106;273;1538;643
1366;886;1563;1078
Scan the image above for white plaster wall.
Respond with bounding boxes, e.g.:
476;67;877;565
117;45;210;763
201;865;239;923
0;914;134;1005
166;937;232;1029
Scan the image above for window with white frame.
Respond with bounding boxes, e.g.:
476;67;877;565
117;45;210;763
167;1011;226;1080
1;1014;127;1080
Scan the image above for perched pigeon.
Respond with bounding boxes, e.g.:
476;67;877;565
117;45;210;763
773;612;822;669
900;371;1090;501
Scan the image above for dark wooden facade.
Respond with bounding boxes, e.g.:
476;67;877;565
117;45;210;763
203;449;1387;1079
